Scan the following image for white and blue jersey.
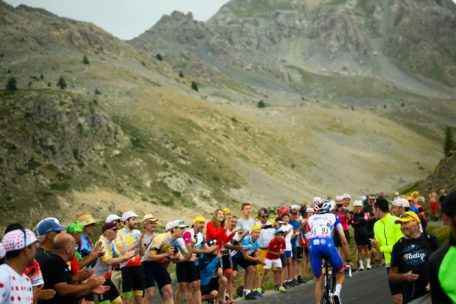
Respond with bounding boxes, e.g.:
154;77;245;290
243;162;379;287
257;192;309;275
307;213;345;278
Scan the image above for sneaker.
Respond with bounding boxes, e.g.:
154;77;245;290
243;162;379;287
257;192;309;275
366;265;372;270
273;285;279;291
291;279;299;286
358;266;364;271
252;290;263;297
256;288;264;294
333;293;342;304
244;293;256;300
279;286;287;293
345;265;352;278
283;281;290;289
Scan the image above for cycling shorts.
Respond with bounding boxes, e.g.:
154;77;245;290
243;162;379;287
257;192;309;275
334;230;350;247
176;261;200;283
354;229;370;246
201;277;219;296
142;261;171;290
309;241;344;278
98;278;122;304
121;266;144;297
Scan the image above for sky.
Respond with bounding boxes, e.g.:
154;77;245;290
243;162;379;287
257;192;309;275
4;0;231;40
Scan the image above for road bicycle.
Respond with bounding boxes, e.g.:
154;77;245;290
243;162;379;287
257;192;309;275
320;257;337;304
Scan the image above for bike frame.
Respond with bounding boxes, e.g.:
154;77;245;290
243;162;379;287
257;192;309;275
321;257;336;304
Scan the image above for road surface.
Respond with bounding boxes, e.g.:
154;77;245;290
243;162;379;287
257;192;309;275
238;268;391;304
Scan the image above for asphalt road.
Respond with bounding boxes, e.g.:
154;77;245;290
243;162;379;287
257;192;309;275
238;267;391;304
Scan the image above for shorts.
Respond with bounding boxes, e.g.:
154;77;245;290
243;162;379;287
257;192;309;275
292;247;304;261
98;278;121;304
430;202;439;212
264;258;282;270
221;253;233;273
142;261;172;290
386;267;402;295
201;277;218;296
176;261;200;283
121;266;144;297
354;229;370;246
233;256;256;271
308;243;344;279
284;250;292;258
334;230;350;247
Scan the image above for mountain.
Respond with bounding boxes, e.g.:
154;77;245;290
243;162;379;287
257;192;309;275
419;150;456;194
0;0;455;229
132;0;456;98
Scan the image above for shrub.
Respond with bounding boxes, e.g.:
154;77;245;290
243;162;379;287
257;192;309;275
156;53;163;61
179;71;184;78
257;100;266;108
444;126;455;156
83;55;90;64
57;77;67;90
95;88;102;95
191;81;199;92
5;77;17;91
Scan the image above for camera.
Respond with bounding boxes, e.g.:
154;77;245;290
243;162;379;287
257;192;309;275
207;239;217;246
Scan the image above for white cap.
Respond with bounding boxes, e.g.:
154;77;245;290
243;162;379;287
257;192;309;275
165;220;188;231
396;198;410;208
121;210;138;222
342;193;351;201
361;195;367;201
306;207;314;213
335;195;344;202
0;243;5;259
353;200;363;207
290;204;300;210
106;214;122;223
2;229;39;252
394;192;400;196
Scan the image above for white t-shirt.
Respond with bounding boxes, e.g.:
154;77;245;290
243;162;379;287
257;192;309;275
282;223;293;251
238;218;255;232
0;264;34;304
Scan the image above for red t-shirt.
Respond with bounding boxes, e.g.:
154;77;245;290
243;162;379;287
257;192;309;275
266;238;285;259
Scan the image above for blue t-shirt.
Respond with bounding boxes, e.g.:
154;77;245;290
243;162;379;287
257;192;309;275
289;220;301;249
241;235;259;256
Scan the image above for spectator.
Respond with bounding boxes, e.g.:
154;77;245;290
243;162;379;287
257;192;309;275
40;233;108;304
94;221;135;304
371;197;403;304
389;212;436;303
206;209;238;251
289;208;304;285
428;191;439;221
140;213;158;304
238;203;255;232
232;225;264;300
115;211;144;304
0;242;5;265
35;218;66;266
78;214;102;270
0;228;40;303
255;208;275;281
258;229;286;293
280;213;294;288
438;186;447;205
351;200;371;270
429;189;456;303
363;194;378;266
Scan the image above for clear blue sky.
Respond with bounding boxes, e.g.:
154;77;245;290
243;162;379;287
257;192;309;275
4;0;230;40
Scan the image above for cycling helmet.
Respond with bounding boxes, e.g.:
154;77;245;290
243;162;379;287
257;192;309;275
315;199;331;213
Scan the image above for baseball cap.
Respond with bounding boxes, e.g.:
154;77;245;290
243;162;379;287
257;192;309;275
275;216;284;224
78;214;97;227
396;198;410;208
165;220;188;231
342;193;351;201
274;228;285;235
2;229;39;252
353;200;363;207
335;195;344;202
36;218;66;236
193;216;206;224
0;243;5;259
102;221;118;233
67;222;84;234
251;225;261;232
290;210;299;216
105;214;122;223
222;208;232;215
395;211;420;224
306;207;314;213
142;214;158;223
122;210;138;222
290;204;300;210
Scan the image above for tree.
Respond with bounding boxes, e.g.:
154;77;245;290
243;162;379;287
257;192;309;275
82;55;90;64
257;100;266;108
5;77;17;91
191;81;199;92
444;126;455;156
57;77;67;90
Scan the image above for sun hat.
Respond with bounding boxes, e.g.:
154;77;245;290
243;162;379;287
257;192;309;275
105;214;122;223
165;220;188;231
102;221;119;233
121;210;138;222
2;229;39;252
78;214;97;227
353;200;363;207
142;214;158;223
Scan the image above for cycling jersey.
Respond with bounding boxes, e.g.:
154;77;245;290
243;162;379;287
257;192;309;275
115;228;142;267
307;213;344;278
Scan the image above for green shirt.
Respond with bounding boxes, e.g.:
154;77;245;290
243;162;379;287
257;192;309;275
373;213;403;266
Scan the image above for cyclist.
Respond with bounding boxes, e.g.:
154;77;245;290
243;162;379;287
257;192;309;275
308;199;351;304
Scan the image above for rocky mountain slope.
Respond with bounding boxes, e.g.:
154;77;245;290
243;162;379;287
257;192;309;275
0;0;454;229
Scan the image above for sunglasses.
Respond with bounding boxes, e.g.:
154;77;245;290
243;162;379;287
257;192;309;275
260;215;268;218
399;214;414;219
